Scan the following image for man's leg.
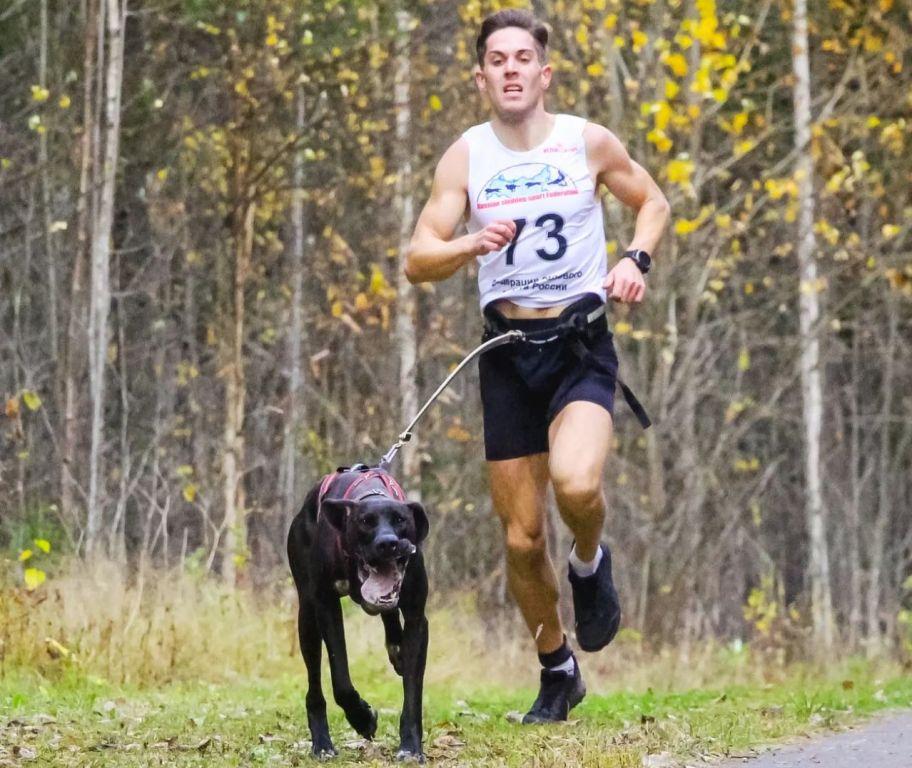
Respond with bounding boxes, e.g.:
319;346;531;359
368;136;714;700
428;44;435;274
548;401;614;558
548;400;621;652
486;453;564;655
489;452;586;724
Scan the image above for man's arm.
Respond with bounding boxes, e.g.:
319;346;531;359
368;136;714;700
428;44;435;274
405;139;516;284
585;123;671;303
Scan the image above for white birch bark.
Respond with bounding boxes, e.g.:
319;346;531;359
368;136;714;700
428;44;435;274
792;0;834;649
86;0;125;555
393;9;420;499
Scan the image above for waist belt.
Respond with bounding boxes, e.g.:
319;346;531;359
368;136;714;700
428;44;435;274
483;303;652;430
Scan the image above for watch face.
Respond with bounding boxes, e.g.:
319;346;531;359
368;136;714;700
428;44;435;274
626;250;651;273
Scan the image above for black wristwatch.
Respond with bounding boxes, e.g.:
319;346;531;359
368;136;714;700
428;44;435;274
623;249;652;275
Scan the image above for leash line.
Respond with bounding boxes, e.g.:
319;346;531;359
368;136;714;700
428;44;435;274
378;302;650;470
378;330;524;470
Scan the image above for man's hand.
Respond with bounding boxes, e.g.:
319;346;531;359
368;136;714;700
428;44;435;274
472;219;516;256
603;258;646;304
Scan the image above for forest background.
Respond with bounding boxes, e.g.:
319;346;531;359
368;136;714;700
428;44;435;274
0;0;910;672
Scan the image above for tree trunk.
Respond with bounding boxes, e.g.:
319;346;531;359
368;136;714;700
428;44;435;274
393;8;421;499
281;85;309;529
220;190;254;585
867;293;897;654
792;0;834;649
85;0;125;556
62;0;99;540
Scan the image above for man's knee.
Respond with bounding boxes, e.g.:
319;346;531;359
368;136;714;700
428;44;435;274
503;521;546;562
551;467;604;513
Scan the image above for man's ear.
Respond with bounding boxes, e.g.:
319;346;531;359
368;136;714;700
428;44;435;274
321;498;357;532
407;502;429;544
541;62;552;90
474;66;486;94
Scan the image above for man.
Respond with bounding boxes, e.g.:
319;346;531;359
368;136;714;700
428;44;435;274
405;9;669;723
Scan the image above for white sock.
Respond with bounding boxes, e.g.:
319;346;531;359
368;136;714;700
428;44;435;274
569;544;603;577
547;655;576;675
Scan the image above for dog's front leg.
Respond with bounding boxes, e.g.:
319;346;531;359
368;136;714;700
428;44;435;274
315;596;378;741
396;563;429;762
396;612;428;762
382;610;404;676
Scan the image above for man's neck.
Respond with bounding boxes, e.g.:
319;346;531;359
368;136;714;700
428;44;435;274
490;109;555;152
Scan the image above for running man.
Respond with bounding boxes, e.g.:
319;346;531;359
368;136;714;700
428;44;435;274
405;9;670;723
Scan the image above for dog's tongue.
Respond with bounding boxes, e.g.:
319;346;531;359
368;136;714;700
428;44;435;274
361;562;400;606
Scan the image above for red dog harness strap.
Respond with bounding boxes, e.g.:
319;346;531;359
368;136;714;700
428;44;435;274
317;467;406;513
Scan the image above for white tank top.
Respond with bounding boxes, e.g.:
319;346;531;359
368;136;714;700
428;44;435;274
463;114;607;310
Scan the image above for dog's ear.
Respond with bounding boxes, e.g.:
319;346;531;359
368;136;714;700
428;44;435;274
407;502;429;544
321;498;357;532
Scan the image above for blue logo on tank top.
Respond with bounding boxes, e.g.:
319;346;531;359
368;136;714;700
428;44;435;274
478;163;576;208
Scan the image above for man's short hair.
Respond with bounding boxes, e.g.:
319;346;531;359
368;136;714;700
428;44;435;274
476;9;549;67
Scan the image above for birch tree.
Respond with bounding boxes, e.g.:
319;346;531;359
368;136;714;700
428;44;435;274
393;8;420;499
86;0;125;555
791;0;834;649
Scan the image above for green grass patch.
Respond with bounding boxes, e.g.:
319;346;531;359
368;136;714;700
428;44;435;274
2;659;911;766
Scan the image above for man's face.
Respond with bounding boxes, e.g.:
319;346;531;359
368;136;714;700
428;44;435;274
475;27;551;121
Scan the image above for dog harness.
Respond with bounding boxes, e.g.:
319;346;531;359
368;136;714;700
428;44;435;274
317;465;406;511
463;114;608;310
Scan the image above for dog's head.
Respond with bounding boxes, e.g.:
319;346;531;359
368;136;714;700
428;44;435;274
321;496;428;613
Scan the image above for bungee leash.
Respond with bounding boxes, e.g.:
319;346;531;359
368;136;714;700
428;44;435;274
378;303;651;471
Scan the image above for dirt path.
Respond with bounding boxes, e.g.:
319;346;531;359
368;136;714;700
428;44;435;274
718;710;912;768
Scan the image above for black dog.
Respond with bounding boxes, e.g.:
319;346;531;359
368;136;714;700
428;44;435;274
287;464;430;761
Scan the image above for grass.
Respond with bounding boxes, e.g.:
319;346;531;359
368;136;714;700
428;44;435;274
1;561;911;765
3;661;912;766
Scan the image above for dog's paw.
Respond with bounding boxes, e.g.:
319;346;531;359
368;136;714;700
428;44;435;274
311;741;337;760
395;748;425;764
347;700;378;740
386;643;404;676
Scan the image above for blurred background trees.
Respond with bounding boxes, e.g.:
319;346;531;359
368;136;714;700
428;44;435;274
0;0;910;654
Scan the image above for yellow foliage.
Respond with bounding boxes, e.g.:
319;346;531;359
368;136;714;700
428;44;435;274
429;94;442;111
674;206;713;236
734;139;755;157
647;129;673;153
586;62;605;77
882;224;900;239
603;13;617;31
575;24;589;47
22;390;42;411
614;321;632;335
665;81;680;99
663;52;688;78
24;568;46;590
369;266;389;295
19;549;32;562
814;219;840;245
30;85;50;103
182;484;198;503
632;30;648;52
764;178;798;200
666;156;694;186
738;348;750;371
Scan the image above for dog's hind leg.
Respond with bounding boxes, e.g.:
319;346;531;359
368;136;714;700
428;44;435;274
298;597;336;757
316;596;378;740
382;610;404;676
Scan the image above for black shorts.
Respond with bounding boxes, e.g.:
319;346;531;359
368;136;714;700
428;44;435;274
478;294;619;461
